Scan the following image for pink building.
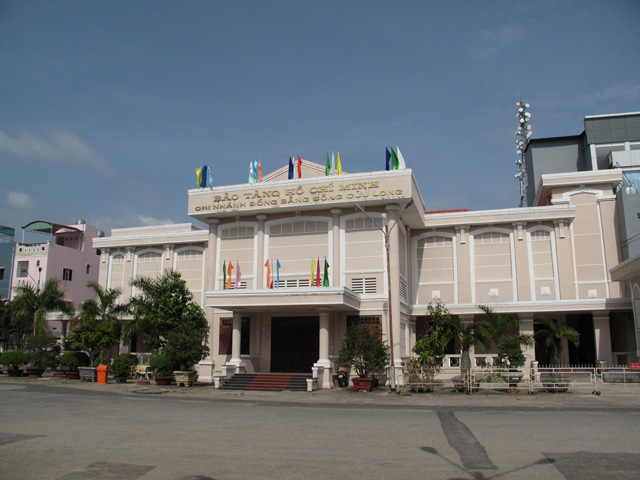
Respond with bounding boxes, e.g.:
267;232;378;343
11;220;102;338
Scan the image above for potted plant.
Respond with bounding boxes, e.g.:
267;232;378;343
0;350;28;377
111;353;138;383
126;271;209;387
59;351;90;379
338;324;389;392
150;353;174;385
67;317;120;381
479;306;533;389
23;332;60;378
410;306;452;392
534;317;580;392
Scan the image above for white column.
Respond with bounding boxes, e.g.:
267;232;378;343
330;208;341;286
206;219;219;291
229;313;245;370
593;312;613;364
314;308;333;389
256;215;267;289
386;204;402;371
519;313;535;375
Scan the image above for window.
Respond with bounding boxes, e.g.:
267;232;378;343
62;268;73;281
0;267;4;280
17;261;28;278
86;264;91;274
347;316;382;340
345;217;379;231
241;318;250;355
351;278;377;294
138;252;161;263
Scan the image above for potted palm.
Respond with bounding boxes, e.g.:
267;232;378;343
126;271;209;387
24;332;60;378
479;306;533;388
0;350;28;376
534;317;580;392
59;351;90;379
338;324;390;392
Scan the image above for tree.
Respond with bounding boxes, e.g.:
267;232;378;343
479;305;533;369
10;279;73;349
412;302;454;371
67;318;120;367
126;270;209;372
534;317;580;364
0;298;15;350
71;282;128;337
338;324;390;378
437;304;490;373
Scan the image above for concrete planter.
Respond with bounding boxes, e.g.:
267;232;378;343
173;370;197;387
78;367;97;382
351;377;375;392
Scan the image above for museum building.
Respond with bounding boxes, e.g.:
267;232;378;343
93;146;638;387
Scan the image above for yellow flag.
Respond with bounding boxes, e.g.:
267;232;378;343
337;152;342;175
311;258;316;285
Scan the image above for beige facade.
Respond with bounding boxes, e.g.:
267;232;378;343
94;162;636;387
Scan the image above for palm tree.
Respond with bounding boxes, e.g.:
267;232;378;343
71;282;128;337
479;305;533;368
439;314;490;373
11;279;73;349
534;317;580;365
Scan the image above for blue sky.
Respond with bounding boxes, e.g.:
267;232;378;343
1;0;639;238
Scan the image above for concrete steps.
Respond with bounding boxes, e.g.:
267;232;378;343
220;373;311;392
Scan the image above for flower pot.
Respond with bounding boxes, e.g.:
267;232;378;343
7;369;23;377
173;370;197;387
65;371;80;380
26;367;46;379
499;371;524;390
154;375;173;385
352;377;375;392
78;366;98;382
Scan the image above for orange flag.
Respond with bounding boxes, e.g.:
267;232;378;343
226;261;234;289
265;259;271;289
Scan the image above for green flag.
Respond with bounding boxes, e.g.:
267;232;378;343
325;152;330;176
391;147;399;170
323;258;330;287
222;260;226;290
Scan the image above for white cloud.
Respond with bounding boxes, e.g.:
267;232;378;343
0;128;113;172
5;191;34;209
473;24;523;60
136;215;176;227
579;83;640;107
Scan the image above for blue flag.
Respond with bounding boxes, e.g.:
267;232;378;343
288;157;294;179
276;258;281;288
385;148;391;171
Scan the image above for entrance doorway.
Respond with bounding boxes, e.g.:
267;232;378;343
271;317;319;373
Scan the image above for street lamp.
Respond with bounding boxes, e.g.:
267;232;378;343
355;198;413;391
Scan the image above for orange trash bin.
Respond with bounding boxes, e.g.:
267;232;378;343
97;364;109;385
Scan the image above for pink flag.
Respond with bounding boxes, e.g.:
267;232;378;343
316;257;320;287
235;261;241;289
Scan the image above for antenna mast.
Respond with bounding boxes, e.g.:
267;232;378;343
515;101;532;207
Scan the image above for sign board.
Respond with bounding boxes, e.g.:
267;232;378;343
630;363;640;370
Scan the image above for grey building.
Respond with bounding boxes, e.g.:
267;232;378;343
0;226;16;299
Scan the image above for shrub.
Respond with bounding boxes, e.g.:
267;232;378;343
150;353;174;377
59;351;90;371
0;350;28;370
24;333;60;368
67;318;120;367
338;324;389;378
111;353;138;379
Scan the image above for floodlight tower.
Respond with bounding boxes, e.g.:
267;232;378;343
515;101;532;207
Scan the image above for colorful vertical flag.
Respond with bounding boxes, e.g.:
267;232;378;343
297;156;302;179
331;151;336;173
396;146;406;169
235;261;241;289
386;147;391;171
196;165;212;188
258;159;262;182
226;261;234;289
253;159;259;183
196;166;203;188
207;165;213;189
323;258;330;287
336;152;342;175
248;161;256;183
276;259;281;288
265;259;271;289
288;157;294;179
311;258;316;286
325;152;330;176
222;260;226;290
391;147;400;170
316;257;320;287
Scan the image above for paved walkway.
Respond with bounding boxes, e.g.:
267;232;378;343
2;372;639;410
